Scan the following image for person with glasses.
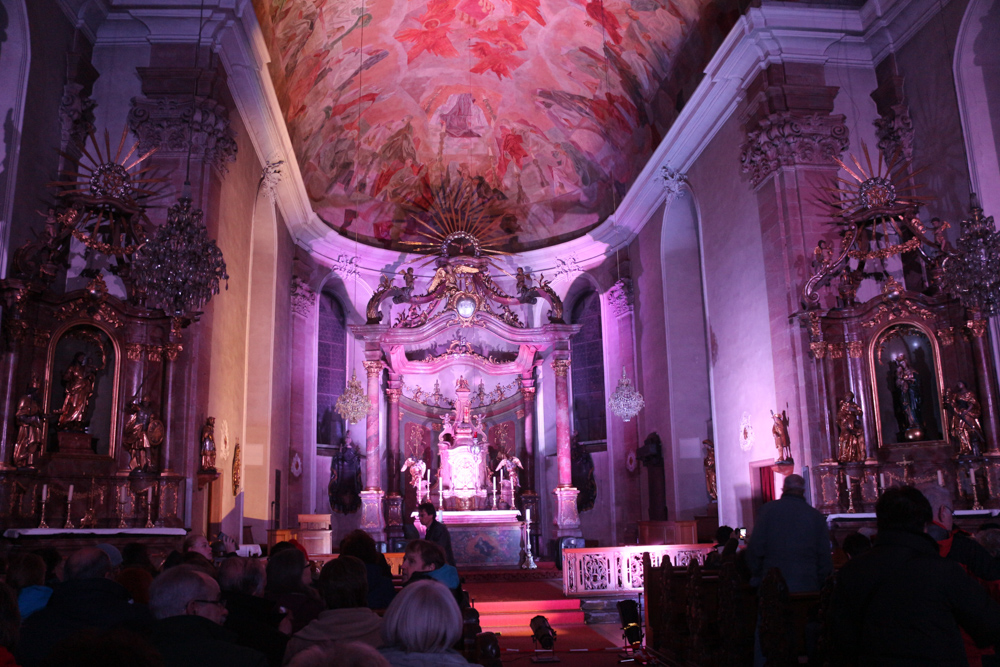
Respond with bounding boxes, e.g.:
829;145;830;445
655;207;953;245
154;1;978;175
149;565;267;667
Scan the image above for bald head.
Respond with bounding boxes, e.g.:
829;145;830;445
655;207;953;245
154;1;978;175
64;547;112;581
782;474;806;497
149;565;223;621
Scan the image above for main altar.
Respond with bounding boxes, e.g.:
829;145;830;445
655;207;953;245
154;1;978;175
347;195;583;559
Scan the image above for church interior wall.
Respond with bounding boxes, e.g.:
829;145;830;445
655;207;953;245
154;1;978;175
0;0;30;277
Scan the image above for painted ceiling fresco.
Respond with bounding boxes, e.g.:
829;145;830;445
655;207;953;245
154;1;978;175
254;0;739;250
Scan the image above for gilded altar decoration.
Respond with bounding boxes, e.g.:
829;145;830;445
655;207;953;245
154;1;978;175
199;417;217;472
703;439;717;502
945;382;984;457
13;377;44;469
56;353;99;430
123;396;165;473
836;392;865;463
232;439;242;496
771;409;792;463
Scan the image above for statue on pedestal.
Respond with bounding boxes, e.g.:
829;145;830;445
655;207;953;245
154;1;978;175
836;392;865;463
945;382;984;457
124;397;165;473
771;409;792;463
329;435;363;513
13;377;44;468
892;355;923;439
495;454;523;490
199;417;217;472
56;353;97;429
401;456;428;502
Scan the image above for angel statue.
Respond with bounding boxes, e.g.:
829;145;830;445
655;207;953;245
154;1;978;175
771;409;792;463
401;457;428;501
495;455;523;489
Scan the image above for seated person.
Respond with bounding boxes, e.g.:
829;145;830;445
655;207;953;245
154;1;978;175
6;552;51;619
218;556;290;667
264;548;324;635
379;580;470;666
283;556;383;664
400;540;465;608
339;530;396;610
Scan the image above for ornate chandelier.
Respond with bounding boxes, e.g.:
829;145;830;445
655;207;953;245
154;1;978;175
131;196;228;316
941;195;1000;316
608;366;644;422
336;369;373;425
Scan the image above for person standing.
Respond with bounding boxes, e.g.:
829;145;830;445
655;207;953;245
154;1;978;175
418;502;456;567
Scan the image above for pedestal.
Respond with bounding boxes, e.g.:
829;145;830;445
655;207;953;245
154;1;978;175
56;431;96;456
360;489;385;545
384;493;404;545
553;486;581;538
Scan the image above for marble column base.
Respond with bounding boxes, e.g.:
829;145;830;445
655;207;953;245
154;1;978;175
553;486;581;538
360;489;385;544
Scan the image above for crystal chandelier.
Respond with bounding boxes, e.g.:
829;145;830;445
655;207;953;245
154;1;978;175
131;197;229;316
336;369;373;424
608;366;644;422
941;194;1000;316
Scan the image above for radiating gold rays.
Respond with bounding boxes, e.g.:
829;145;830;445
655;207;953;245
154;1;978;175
824;143;933;220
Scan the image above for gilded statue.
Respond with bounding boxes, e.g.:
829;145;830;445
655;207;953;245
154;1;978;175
495;454;523;489
200;417;217;471
836;392;865;463
771;409;792;463
892;355;922;436
945;382;984;457
57;353;97;428
703;439;717;502
124;397;165;473
13;377;44;468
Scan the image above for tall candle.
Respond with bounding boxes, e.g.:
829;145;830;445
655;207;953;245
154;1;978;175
879;473;885;488
937;470;945;487
970;469;977;486
492;477;496;494
846;474;852;486
439;476;442;499
526;508;531;524
120;486;127;503
147;487;152;504
67;484;74;502
41;484;47;502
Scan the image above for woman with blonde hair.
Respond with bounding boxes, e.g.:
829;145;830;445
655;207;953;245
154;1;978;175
379;580;470;666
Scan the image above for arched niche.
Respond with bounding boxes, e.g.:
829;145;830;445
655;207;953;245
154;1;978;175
869;322;945;447
44;322;120;458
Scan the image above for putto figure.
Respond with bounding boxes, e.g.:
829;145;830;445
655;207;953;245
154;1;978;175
772;409;792;463
837;392;865;463
945;382;984;457
199;417;217;472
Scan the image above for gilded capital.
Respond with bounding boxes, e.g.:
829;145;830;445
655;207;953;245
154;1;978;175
386;387;402;403
810;341;827;359
828;343;845;359
164;343;183;361
126;343;144;362
552;359;571;377
363;360;383;377
846;341;863;358
520;386;537;399
967;319;988;338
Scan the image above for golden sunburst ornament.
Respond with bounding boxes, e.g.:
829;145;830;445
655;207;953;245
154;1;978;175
49;126;166;258
824;143;931;221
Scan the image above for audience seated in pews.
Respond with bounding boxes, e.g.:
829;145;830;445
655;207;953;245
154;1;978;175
6;553;51;620
379;580;471;666
829;485;1000;665
924;485;1000;582
265;547;324;634
217;556;290;667
841;531;872;560
148;564;268;667
18;546;154;667
287;641;391;667
0;582;20;667
283;555;384;664
339;529;396;610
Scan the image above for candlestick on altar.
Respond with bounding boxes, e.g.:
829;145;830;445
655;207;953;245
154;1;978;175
971;467;984;511
521;513;537;570
938;470;945;487
846;474;856;513
64;489;75;529
117;485;129;529
38;485;49;529
145;487;155;528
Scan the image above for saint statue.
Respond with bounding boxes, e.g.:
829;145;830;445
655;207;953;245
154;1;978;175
329;435;363;513
13;377;44;468
945;382;984;457
56;353;97;429
703;439;717;502
836;392;865;463
570;433;597;512
124;397;165;473
200;417;217;471
892;355;922;437
771;409;792;463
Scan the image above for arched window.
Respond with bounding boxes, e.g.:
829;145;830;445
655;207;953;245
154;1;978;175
570;290;607;444
317;292;347;445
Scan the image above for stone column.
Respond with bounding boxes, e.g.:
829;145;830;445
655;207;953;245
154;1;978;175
160;336;184;473
551;357;580;537
519;375;536;493
289;277;318;514
360;359;385;542
385;377;403;545
968;318;1000;454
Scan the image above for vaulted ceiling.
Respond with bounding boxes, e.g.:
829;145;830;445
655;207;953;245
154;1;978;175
252;0;740;251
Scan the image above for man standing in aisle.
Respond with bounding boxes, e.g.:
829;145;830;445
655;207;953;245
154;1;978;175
417;502;456;567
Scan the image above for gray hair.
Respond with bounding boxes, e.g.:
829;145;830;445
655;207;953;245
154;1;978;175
382;580;462;653
149;565;218;620
64;547;112;581
218;557;265;596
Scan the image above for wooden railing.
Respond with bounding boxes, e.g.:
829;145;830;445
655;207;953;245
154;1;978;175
561;544;714;596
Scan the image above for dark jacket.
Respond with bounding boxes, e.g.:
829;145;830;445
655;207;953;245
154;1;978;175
425;520;456;566
829;529;1000;666
928;523;1000;581
364;562;397;610
17;577;154;667
746;493;832;592
151;614;268;667
222;591;289;667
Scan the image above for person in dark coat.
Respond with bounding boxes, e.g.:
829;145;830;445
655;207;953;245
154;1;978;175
264;548;324;635
745;474;832;593
417;503;455;567
339;530;396;610
217;557;289;667
829;486;1000;666
149;564;267;667
17;547;154;667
